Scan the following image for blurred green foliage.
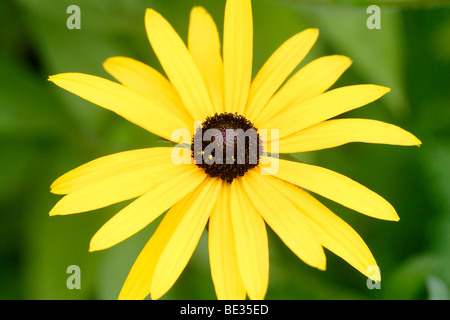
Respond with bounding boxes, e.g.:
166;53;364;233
0;0;449;300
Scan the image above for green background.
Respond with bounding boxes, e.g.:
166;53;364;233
1;0;449;300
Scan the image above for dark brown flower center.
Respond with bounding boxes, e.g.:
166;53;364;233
191;113;263;183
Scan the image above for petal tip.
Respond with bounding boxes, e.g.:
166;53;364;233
313;251;327;271
310;253;327;271
89;232;106;252
88;239;101;252
369;84;391;95
49;206;60;216
381;86;391;93
331;55;353;68
48;74;63;83
309;27;319;35
388;210;400;222
191;5;207;13
49;204;76;216
367;266;382;282
49;188;64;195
342;56;353;66
102;56;116;66
413;136;422;146
380;202;399;221
149;287;164;301
145;8;161;20
145;8;160;24
47;73;81;84
50;178;63;192
300;28;319;41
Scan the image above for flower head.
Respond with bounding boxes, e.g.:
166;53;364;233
49;0;421;300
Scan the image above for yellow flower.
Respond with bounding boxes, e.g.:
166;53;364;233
49;0;421;300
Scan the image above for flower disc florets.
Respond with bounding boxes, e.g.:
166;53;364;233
191;112;263;183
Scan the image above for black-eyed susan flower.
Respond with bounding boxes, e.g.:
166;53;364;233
49;0;421;300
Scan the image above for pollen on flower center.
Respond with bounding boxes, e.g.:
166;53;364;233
191;112;263;183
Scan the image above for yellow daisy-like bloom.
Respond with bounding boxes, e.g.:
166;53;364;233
49;0;420;300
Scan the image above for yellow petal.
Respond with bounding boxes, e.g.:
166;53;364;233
267;177;381;282
245;29;319;121
229;177;268;300
51;147;174;195
260;85;390;140
223;0;253;114
254;55;352;126
118;192;190;300
243;169;326;271
49;159;192;216
48;73;190;142
209;181;246;300
103;56;192;126
89;166;206;251
145;9;214;121
270;118;422;153
270;157;399;221
151;178;222;300
188;6;224;114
